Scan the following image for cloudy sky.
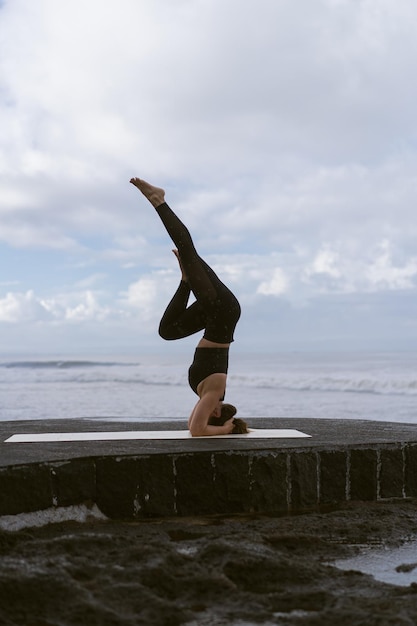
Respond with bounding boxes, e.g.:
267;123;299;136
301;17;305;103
1;0;416;355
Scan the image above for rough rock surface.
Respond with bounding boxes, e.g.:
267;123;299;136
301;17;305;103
1;501;417;625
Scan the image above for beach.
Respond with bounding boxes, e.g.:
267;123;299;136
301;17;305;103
1;501;417;625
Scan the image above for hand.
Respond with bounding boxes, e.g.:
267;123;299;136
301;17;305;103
222;417;235;434
172;249;188;282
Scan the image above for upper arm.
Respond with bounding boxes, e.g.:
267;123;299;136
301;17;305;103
188;392;219;437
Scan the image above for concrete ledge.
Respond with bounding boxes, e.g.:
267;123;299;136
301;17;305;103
1;418;417;519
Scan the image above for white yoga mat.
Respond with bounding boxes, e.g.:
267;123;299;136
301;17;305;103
5;429;311;443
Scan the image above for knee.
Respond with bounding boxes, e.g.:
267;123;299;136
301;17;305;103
158;324;169;340
158;323;175;341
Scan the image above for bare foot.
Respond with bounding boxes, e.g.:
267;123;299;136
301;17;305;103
172;249;188;282
130;177;165;208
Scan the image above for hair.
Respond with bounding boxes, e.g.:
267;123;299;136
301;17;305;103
208;403;249;434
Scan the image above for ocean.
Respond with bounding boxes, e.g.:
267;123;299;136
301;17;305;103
0;351;416;424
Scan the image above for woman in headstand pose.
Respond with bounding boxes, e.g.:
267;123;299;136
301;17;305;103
130;177;248;437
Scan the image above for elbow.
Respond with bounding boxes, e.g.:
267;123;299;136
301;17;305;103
189;425;205;437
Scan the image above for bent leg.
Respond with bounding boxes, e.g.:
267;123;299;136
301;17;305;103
159;281;206;340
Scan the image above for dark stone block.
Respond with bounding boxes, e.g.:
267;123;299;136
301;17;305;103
95;457;140;519
350;449;377;501
320;450;347;505
212;452;251;514
50;459;96;507
175;453;216;516
250;452;288;514
96;455;176;519
0;464;52;515
290;452;318;510
380;447;404;499
138;455;176;517
404;445;417;498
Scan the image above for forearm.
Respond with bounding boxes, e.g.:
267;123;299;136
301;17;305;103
189;423;230;437
189;413;234;437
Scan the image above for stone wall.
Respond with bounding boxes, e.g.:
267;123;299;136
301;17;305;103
1;442;416;519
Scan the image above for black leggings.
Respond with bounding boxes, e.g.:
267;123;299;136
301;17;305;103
156;203;241;344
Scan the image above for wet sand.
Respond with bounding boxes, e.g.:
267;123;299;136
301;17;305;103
1;500;417;625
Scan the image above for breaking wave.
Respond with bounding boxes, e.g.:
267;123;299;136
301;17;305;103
1;360;138;369
229;373;417;397
1;358;416;396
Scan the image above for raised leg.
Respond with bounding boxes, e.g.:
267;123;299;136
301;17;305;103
130;177;219;304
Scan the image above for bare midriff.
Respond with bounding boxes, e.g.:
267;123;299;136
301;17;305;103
197;338;230;349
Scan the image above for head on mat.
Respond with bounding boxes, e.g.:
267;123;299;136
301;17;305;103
208;403;249;434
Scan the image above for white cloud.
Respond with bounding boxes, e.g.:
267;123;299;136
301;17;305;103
123;278;158;316
0;288;114;324
120;270;179;322
63;291;111;322
307;249;342;279
0;290;52;322
366;240;417;291
301;239;417;295
257;268;288;297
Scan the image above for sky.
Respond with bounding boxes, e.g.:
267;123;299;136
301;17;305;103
1;0;417;355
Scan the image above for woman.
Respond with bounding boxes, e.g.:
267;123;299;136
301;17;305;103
130;177;248;436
